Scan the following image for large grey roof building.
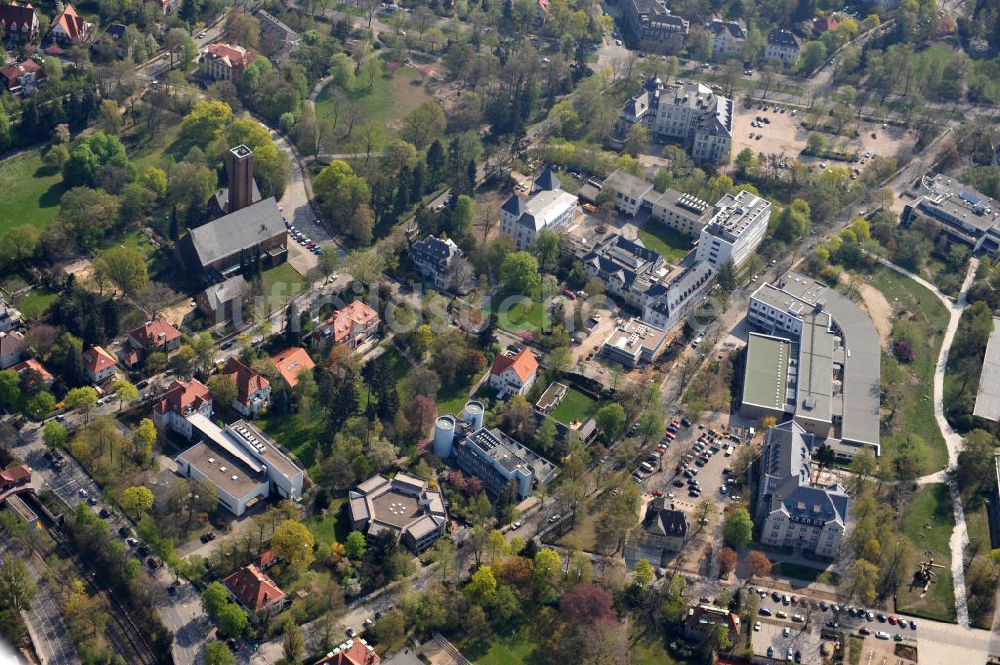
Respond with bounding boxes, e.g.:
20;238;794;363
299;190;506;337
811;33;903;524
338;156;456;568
499;172;577;251
902;173;1000;256
348;473;447;553
452;425;557;500
974;317;1000;421
178;197;288;278
741;272;880;459
755;421;849;557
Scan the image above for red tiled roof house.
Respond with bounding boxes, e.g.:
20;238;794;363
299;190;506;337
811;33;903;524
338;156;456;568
11;358;53;390
488;347;538;399
223;564;286;622
270;347;314;388
0;2;39;42
0;59;43;95
48;4;89;45
0;464;31;492
221;357;270;416
126;319;182;367
199;43;256;81
82;346;117;384
153;378;213;440
314;638;380;665
314;300;380;350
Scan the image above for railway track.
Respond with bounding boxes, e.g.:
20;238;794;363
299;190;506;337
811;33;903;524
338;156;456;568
22;493;161;665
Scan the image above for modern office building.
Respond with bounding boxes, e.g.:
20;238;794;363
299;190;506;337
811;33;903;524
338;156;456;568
647;188;714;237
754;422;849;558
974;317;1000;422
347;473;447;552
694;190;771;269
602;169;654;217
641;261;716;331
901;173;1000;255
582;233;669;310
600;317;670;367
740;272;881;459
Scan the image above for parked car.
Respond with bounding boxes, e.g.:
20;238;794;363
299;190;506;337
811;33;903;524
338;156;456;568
859;627;871;636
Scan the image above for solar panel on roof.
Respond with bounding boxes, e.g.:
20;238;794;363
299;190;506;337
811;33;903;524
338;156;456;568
960;191;981;205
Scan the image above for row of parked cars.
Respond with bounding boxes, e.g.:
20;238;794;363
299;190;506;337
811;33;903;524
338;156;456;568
631;417;691;483
286;221;323;255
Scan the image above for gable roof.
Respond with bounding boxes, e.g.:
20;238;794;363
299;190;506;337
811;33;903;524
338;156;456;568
82;346;116;375
200;275;247;311
768;29;800;48
186;197;285;268
50;4;87;43
490;347;538;383
154;378;211;416
314;638;380;665
0;59;42;90
12;358;53;385
271;347;314;388
223;564;285;613
534;168;561;192
204;42;255;69
0;464;30;488
223;357;269;404
129;319;182;348
642;497;688;538
324;300;379;343
501;194;526;217
0;2;37;34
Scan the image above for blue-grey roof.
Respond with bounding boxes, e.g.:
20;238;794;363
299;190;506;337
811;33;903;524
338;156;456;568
502;195;526;216
534;168;561;192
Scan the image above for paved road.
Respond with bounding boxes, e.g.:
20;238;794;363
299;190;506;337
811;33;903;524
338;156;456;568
0;539;81;665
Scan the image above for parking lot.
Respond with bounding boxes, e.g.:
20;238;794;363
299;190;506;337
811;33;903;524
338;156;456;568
752;618;820;664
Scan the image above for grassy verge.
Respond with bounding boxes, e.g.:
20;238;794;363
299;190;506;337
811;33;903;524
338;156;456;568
772;562;841;586
638;223;694;263
0;150;66;235
895;483;956;622
550;387;596;425
261;262;307;312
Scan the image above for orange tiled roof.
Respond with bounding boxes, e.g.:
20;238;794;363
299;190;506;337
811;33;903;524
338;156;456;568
223;357;269;405
490;347;538;383
11;358;52;384
314;639;380;665
327;301;379;344
270;347;315;388
130;319;181;348
223;564;284;613
205;42;255;69
82;346;116;375
51;4;87;43
154;378;210;416
0;464;30;488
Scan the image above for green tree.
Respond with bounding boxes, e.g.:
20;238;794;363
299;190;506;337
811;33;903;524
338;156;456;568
204;641;236;665
120;485;154;521
0;558;37;612
207;374;238;410
0;370;18;409
217;603;248;638
401;101;446;149
282;613;305;663
345;530;366;559
844;559;879;605
201;581;229;619
112;379;138;411
500;251;541;293
271;519;315;571
43;420;68;451
466;565;498;604
180;99;232;144
723;506;753;548
633;559;654;589
594;403;626;441
65;386;98;422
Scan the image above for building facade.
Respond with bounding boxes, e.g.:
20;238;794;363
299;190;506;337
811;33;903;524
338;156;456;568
177;197;287;278
901;173;1000;255
409;235;472;294
347;473;447;553
764;29;800;66
500;171;577;251
641;261;716;331
707;19;747;61
0;3;39;42
314;300;380;349
601;318;669;367
647;188;713;237
222;357;271;416
694;189;771;269
453;426;557;500
82;346;116;383
199;43;256;81
488;347;539;399
623;0;689;54
153;378;213;440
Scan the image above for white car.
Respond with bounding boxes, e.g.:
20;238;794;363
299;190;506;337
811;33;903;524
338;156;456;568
512;521;522;529
783;627;790;637
548;514;561;524
875;631;890;640
79;489;90;499
753;621;761;631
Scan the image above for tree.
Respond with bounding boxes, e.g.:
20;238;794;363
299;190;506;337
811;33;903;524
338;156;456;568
272;519;315;571
745;551;772;580
207;374;238;410
43;420;68;451
204;641;236;665
0;558;37;612
957;429;999;500
594;403;626;441
112;379;138;412
201;581;229;619
94;247;149;296
843;559;878;605
623;124;649;157
180;99;232;144
560;583;615;624
466;565;498;604
120;485;154;521
65;386;98;422
401;101;446;149
282;613;305;663
633;559;654;589
723;506;753;549
345;530;366;559
217;603;248;638
62;132;128;188
718;547;737;578
500;251;541;294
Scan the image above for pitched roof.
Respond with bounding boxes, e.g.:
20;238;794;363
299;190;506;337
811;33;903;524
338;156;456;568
200;275;247;311
0;2;37;34
271;347;314;388
11;358;53;385
0;60;42;90
186;197;285;268
642;497;688;538
0;464;30;488
534;168;561;192
204;42;256;69
314;638;380;665
129;319;182;348
490;347;538;383
223;357;269;405
501;194;526;217
324;300;379;344
767;29;799;48
223;564;285;613
154;378;211;416
50;4;87;43
82;346;116;375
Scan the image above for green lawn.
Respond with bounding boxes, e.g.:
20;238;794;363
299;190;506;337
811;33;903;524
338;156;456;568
0;150;67;235
471;629;540;665
492;294;547;334
304;496;349;546
550;388;596;426
14;287;57;320
437;379;476;416
895;483;957;622
95;229;158;259
773;562;841;586
631;636;689;665
258;411;325;475
262;262;307;313
639;223;694;263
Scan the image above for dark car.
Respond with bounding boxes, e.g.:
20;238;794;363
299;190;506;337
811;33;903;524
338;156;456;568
688;489;701;497
772;592;781;602
200;531;216;543
137;544;151;557
672;479;685;487
118;526;131;538
758;607;773;617
99;508;111;519
167;585;177;596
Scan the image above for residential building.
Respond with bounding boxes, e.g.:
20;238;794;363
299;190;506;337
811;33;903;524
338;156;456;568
314;300;380;349
974;317;1000;422
614;78;733;164
623;0;689;54
641;261;715;331
271;347;315;388
694;189;771;269
347;473;447;552
12;358;53;390
707;18;747;61
0;59;42;95
409;235;473;294
153;378;213;440
48;4;89;45
901;173;1000;255
582;233;668;310
176;198;287;278
646;188;713;237
741;272;881;459
635;497;688;563
500;170;577;250
128;319;182;356
601;318;669;367
222;357;271;416
82;346;117;383
157;0;181;13
534;0;549;24
0;3;39;42
223;564;286;621
196;275;248;325
0;331;26;369
535;381;568;414
0;464;30;492
754;421;849;557
199;43;256;81
0;296;22;332
683;604;741;643
314;638;380;665
602;169;654;217
255;9;300;61
764;29;800;66
488;347;538;399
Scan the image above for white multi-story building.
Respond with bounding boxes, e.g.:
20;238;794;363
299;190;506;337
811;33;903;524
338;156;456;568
500;170;577;250
764;29;800;67
755;421;848;558
695;189;771;269
488;347;538;399
707;18;747;61
647;188;714;237
615;78;733;164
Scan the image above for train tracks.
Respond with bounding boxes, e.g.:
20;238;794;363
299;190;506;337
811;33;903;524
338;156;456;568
22;493;162;665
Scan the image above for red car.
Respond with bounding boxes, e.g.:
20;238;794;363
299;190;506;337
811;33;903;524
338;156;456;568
888;616;897;625
651;489;663;497
562;289;577;300
859;627;871;636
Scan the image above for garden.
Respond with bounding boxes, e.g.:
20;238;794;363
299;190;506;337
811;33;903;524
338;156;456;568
549;387;597;426
638;222;694;264
894;483;956;622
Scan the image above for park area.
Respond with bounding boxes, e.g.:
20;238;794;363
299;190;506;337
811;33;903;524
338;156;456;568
894;483;956;622
0;150;67;235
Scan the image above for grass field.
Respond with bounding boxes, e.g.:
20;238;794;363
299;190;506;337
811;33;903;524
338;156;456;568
314;64;431;152
492;294;547;335
14;287;57;320
470;629;540;665
773;562;841;586
262;263;307;312
0;150;66;235
639;223;694;263
550;388;596;425
259;411;324;475
437;378;477;416
304;497;349;546
863;266;949;472
895;483;956;622
631;635;689;665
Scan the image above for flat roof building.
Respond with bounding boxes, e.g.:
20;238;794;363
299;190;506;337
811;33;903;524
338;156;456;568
601;318;670;368
347;473;446;553
902;173;1000;256
974;317;1000;421
742;272;880;459
454;426;557;500
695;189;771;269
